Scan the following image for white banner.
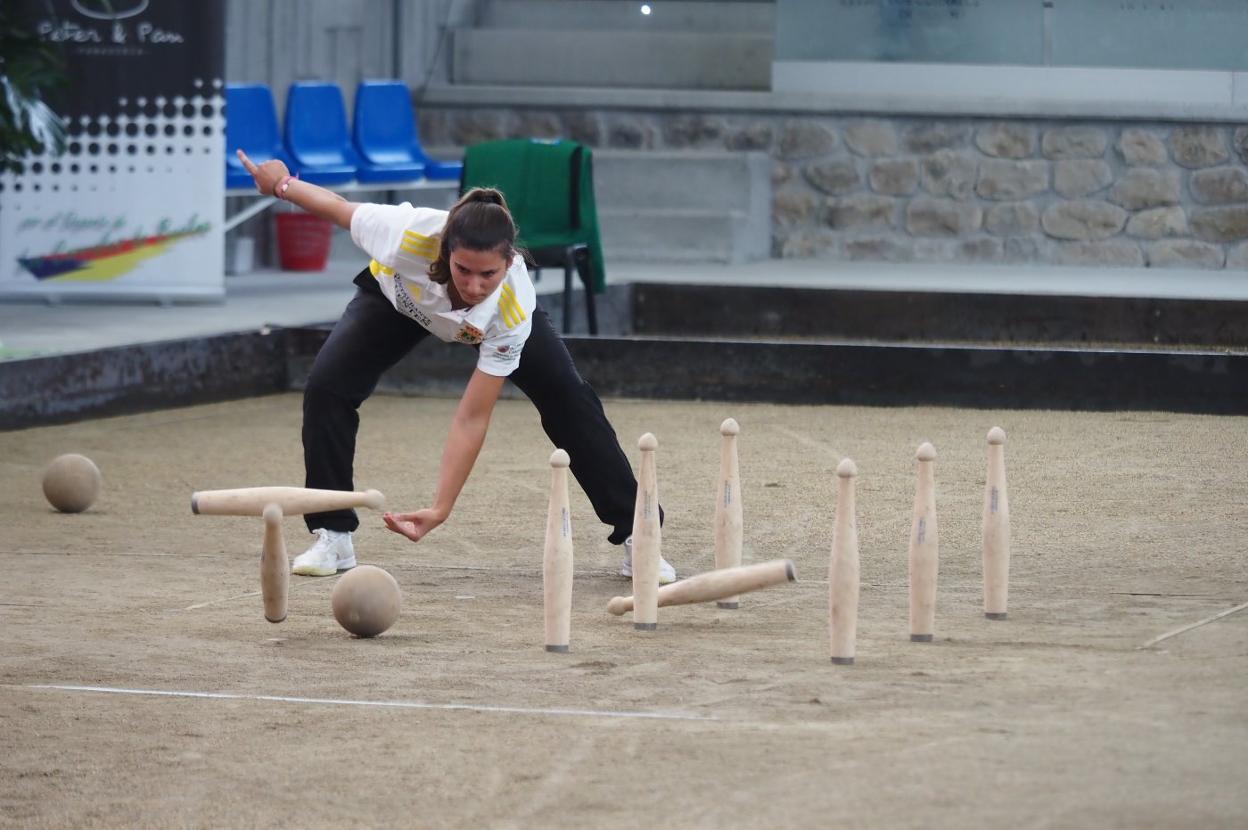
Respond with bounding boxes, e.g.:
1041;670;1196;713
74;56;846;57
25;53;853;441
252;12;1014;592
0;0;225;301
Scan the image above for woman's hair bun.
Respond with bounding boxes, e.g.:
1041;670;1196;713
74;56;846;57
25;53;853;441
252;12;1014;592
465;187;505;206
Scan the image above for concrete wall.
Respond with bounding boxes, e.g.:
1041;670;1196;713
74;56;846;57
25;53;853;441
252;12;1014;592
224;0;473;113
416;107;1248;271
223;1;1248;272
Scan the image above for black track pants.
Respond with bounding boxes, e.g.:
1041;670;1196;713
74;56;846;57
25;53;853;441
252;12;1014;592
302;268;647;543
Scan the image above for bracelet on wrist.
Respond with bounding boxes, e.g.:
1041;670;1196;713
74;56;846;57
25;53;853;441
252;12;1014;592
274;173;299;200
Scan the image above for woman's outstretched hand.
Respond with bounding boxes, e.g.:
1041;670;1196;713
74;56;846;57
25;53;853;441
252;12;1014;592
383;508;447;544
235;148;289;196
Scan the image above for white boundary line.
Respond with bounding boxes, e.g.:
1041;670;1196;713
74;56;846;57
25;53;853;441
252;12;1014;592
3;550;194;558
1138;601;1248;649
184;590;267;610
182;579;318;611
21;684;718;723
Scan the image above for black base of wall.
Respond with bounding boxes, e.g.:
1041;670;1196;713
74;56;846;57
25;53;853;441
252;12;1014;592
286;329;1248;415
0;331;288;431
632;283;1248;348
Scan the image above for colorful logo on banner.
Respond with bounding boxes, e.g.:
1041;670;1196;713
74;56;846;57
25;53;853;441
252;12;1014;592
16;215;210;282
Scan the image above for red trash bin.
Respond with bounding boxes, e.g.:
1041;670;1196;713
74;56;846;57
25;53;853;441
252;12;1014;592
274;212;332;271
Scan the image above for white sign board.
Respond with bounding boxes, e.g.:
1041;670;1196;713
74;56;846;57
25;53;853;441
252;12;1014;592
0;0;225;301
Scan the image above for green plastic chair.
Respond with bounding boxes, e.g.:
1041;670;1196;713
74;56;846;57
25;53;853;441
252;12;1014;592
460;138;605;334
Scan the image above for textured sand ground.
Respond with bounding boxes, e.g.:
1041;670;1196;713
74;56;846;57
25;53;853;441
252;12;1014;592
2;394;1245;828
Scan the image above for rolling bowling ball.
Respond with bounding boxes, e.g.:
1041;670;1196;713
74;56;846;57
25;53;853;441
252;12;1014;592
331;565;401;638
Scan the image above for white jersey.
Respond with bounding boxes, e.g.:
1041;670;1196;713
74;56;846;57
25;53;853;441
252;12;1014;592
349;202;537;377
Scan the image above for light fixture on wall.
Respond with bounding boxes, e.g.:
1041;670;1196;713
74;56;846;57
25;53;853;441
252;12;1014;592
640;4;652;15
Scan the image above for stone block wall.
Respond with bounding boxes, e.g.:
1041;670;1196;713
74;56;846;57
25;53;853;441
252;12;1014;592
418;107;1248;270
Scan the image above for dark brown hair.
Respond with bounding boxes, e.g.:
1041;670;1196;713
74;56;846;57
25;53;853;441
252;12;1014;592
427;187;518;284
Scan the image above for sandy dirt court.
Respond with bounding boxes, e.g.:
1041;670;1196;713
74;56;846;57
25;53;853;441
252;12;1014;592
1;393;1246;828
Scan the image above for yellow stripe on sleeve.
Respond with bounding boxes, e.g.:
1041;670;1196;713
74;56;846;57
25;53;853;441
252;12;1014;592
400;240;438;256
369;259;394;277
498;291;519;329
498;295;518;328
400;231;439;259
500;284;527;323
402;230;438;246
399;242;438;259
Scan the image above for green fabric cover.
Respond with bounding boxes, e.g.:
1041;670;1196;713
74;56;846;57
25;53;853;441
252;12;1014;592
461;138;605;292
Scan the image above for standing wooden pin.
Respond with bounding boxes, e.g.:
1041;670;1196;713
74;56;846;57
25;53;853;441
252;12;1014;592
543;449;574;652
908;442;939;642
982;427;1011;620
631;433;661;631
713;418;743;608
829;458;860;665
260;503;288;623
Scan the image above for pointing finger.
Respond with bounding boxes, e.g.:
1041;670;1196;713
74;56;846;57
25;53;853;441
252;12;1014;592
235;148;258;174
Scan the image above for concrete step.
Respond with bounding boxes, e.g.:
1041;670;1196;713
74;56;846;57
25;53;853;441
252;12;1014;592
598;208;767;264
591;150;771;263
593;150;770;212
451;28;772;90
478;0;775;32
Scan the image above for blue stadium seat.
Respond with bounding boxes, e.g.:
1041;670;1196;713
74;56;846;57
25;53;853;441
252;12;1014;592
224;83;291;189
284;81;359;186
353;80;462;183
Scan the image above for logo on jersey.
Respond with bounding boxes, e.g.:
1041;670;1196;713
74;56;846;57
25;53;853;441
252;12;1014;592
394;278;431;327
455;324;484;345
492;343;520;365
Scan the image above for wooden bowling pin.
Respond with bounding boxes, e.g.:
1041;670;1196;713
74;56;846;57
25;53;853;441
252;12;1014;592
194;486;384;517
631;433;661;631
982;427;1011;620
908;442;939;642
828;458;860;665
260;503;288;623
713;418;744;608
607;559;795;616
543;449;574;652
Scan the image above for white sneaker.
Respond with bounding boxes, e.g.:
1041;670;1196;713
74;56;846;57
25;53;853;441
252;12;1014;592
619;535;676;584
291;529;356;576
